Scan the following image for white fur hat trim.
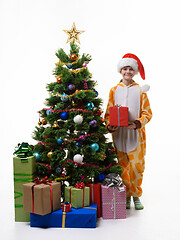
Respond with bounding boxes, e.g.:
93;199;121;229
117;58;139;73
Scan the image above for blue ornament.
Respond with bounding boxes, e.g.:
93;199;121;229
33;152;41;161
90;143;99;151
98;173;105;181
93;89;98;96
86;102;94;110
61;93;69;102
46;109;53;115
67;63;72;69
76;142;82;147
89;120;97;127
60;112;69;120
57;138;63;145
56;167;61;173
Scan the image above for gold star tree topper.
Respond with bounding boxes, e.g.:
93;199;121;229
63;22;85;44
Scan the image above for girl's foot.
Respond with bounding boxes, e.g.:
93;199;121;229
133;197;144;210
126;197;131;209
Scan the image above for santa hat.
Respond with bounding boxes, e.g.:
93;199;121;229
117;53;145;80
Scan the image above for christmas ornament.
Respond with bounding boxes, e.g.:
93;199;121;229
82;62;87;67
94;90;98;96
67;84;75;91
52;121;59;128
96;110;102;116
63;22;85;44
60;93;69;102
57;138;63;145
73;154;83;163
57;76;62;83
89;120;97;127
46;109;53;115
33;152;41;161
70;54;77;61
86;102;94;110
60;112;69;120
90;143;99;151
47;151;53;158
98;173;105;181
79;135;85;141
38;121;42;126
73;115;83;124
67;63;72;69
41;119;46;125
99;151;106;161
76;142;82;147
56;167;62;173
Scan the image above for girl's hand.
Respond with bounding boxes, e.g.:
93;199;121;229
107;124;119;132
127;122;136;129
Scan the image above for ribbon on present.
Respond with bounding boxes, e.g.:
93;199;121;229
103;173;125;192
31;176;53;213
14;142;33;162
69;182;85;207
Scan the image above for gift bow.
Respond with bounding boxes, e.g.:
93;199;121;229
74;182;85;189
103;173;125;192
33;176;52;184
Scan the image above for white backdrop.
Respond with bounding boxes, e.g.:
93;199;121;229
1;0;180;239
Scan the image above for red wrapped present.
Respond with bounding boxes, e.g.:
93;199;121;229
86;183;101;218
62;202;72;213
109;106;128;126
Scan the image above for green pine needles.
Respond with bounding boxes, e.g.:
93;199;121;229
32;42;122;189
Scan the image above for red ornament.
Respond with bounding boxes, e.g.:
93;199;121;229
70;54;77;61
57;77;62;84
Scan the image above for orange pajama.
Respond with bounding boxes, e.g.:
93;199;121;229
104;81;152;197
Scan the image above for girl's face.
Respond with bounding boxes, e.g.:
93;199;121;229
120;66;136;81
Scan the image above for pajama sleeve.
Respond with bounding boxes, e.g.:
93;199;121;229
138;92;152;128
104;87;115;128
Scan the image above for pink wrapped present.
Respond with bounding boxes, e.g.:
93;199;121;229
101;185;126;219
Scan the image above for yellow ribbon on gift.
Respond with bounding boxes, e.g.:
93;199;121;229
61;207;96;228
62;212;66;228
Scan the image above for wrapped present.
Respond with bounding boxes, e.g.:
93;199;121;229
13;152;35;222
86;183;101;218
109;106;128;126
23;178;61;216
30;204;97;228
62;202;72;213
65;182;90;209
101;173;126;219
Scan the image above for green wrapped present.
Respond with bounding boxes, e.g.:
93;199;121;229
65;183;90;209
13;151;35;222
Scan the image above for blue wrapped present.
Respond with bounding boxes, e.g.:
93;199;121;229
30;204;97;228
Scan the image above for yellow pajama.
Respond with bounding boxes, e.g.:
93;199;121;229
104;81;152;197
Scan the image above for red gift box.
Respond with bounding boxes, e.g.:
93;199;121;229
62;202;72;212
109;106;128;127
86;183;101;218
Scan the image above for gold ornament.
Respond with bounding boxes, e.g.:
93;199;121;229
52;121;59;128
47;151;53;158
99;152;106;161
63;22;84;44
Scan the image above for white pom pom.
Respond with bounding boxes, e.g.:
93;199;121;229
73;154;83;163
73;115;83;124
141;84;150;93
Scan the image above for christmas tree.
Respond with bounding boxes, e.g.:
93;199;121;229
32;23;122;195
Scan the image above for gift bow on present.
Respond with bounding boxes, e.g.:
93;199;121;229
103;173;125;192
14;142;33;161
32;176;53;213
74;182;85;189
